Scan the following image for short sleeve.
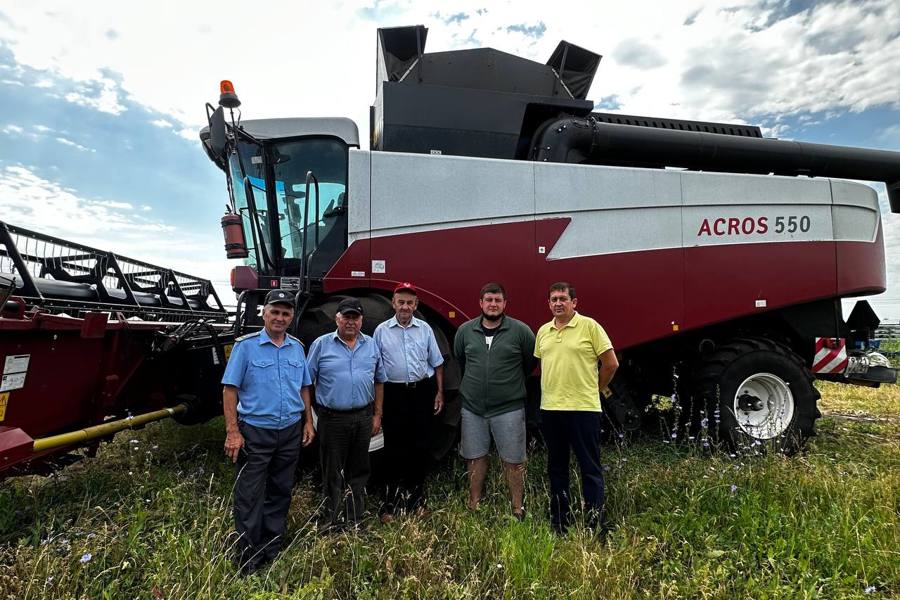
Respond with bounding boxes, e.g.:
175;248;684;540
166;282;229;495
307;337;323;382
425;326;445;368
222;340;249;387
373;340;388;383
590;321;613;357
300;359;313;388
533;325;545;358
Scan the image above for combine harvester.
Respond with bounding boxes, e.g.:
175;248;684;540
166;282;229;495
2;25;899;479
200;25;900;455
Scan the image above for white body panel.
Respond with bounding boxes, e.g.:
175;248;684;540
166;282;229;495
347;149;881;257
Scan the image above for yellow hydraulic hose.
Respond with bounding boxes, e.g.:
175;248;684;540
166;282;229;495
31;403;188;453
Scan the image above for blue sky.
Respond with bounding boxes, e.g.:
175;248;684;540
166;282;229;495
1;0;899;316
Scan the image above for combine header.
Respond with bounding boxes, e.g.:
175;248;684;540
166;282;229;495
0;222;233;478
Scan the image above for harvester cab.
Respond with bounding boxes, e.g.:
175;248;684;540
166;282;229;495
201;83;359;336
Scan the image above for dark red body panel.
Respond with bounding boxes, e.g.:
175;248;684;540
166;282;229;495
836;223;887;297
324;220;885;349
683;241;837;331
0;311;228;477
0;314;158;438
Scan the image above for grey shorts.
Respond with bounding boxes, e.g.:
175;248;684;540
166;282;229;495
460;407;526;464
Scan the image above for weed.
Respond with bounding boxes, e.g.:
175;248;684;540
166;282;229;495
0;382;897;599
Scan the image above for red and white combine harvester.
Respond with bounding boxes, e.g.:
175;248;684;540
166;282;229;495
200;25;900;455
2;25;899;479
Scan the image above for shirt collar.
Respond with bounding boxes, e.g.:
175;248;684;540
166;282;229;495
258;328;295;346
553;312;581;330
330;330;367;347
387;315;420;329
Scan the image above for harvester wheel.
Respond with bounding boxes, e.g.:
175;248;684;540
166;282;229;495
694;337;821;454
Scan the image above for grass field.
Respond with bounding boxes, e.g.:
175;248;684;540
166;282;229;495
0;380;897;599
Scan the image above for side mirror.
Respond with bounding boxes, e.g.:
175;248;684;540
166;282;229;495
208;106;228;159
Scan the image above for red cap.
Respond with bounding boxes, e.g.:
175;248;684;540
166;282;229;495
393;282;416;294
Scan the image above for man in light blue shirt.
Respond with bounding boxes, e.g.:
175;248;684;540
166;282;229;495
307;297;387;528
373;282;444;521
221;289;314;575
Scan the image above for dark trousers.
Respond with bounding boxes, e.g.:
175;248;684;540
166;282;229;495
540;409;605;530
382;377;436;513
317;404;373;525
234;420;302;568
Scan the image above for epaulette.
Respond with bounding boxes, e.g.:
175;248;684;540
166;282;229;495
236;331;262;342
287;333;306;349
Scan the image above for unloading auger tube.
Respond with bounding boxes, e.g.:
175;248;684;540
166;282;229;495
31;404;188;453
531;117;900;212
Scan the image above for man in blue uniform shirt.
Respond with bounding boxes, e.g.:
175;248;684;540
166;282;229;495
373;282;444;521
222;289;315;575
308;297;387;529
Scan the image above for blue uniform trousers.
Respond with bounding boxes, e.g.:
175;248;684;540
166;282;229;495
234;420;302;569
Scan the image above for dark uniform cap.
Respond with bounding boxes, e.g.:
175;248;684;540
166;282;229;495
337;298;364;316
265;289;294;307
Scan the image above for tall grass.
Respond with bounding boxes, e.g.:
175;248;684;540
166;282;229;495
0;381;897;599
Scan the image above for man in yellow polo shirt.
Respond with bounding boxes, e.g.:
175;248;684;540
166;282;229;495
534;282;618;535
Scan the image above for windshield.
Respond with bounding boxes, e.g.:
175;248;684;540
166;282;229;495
228;142;267;270
227;137;347;275
271;138;347;271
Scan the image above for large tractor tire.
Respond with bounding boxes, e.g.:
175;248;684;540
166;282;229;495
694;337;821;454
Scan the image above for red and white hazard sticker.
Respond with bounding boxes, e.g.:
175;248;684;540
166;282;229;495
813;338;848;374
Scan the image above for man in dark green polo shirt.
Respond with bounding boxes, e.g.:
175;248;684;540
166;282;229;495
453;282;536;519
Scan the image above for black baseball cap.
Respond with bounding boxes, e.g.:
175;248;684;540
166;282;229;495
337;298;364;316
265;289;294;307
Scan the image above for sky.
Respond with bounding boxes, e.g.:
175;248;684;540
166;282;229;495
1;0;899;316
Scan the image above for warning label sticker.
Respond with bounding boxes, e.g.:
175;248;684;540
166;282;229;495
3;354;29;375
1;373;25;392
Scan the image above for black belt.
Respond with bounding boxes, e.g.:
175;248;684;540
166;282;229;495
386;377;432;388
317;403;372;415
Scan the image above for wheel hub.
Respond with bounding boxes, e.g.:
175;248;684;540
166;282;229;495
733;372;795;440
737;392;765;412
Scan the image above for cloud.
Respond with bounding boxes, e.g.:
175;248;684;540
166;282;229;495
0;164;229;286
444;12;469;25
55;136;95;152
63;76;124;115
612;38;667;69
150;118;172;128
0;165;166;236
594;95;622;111
506;22;546;40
